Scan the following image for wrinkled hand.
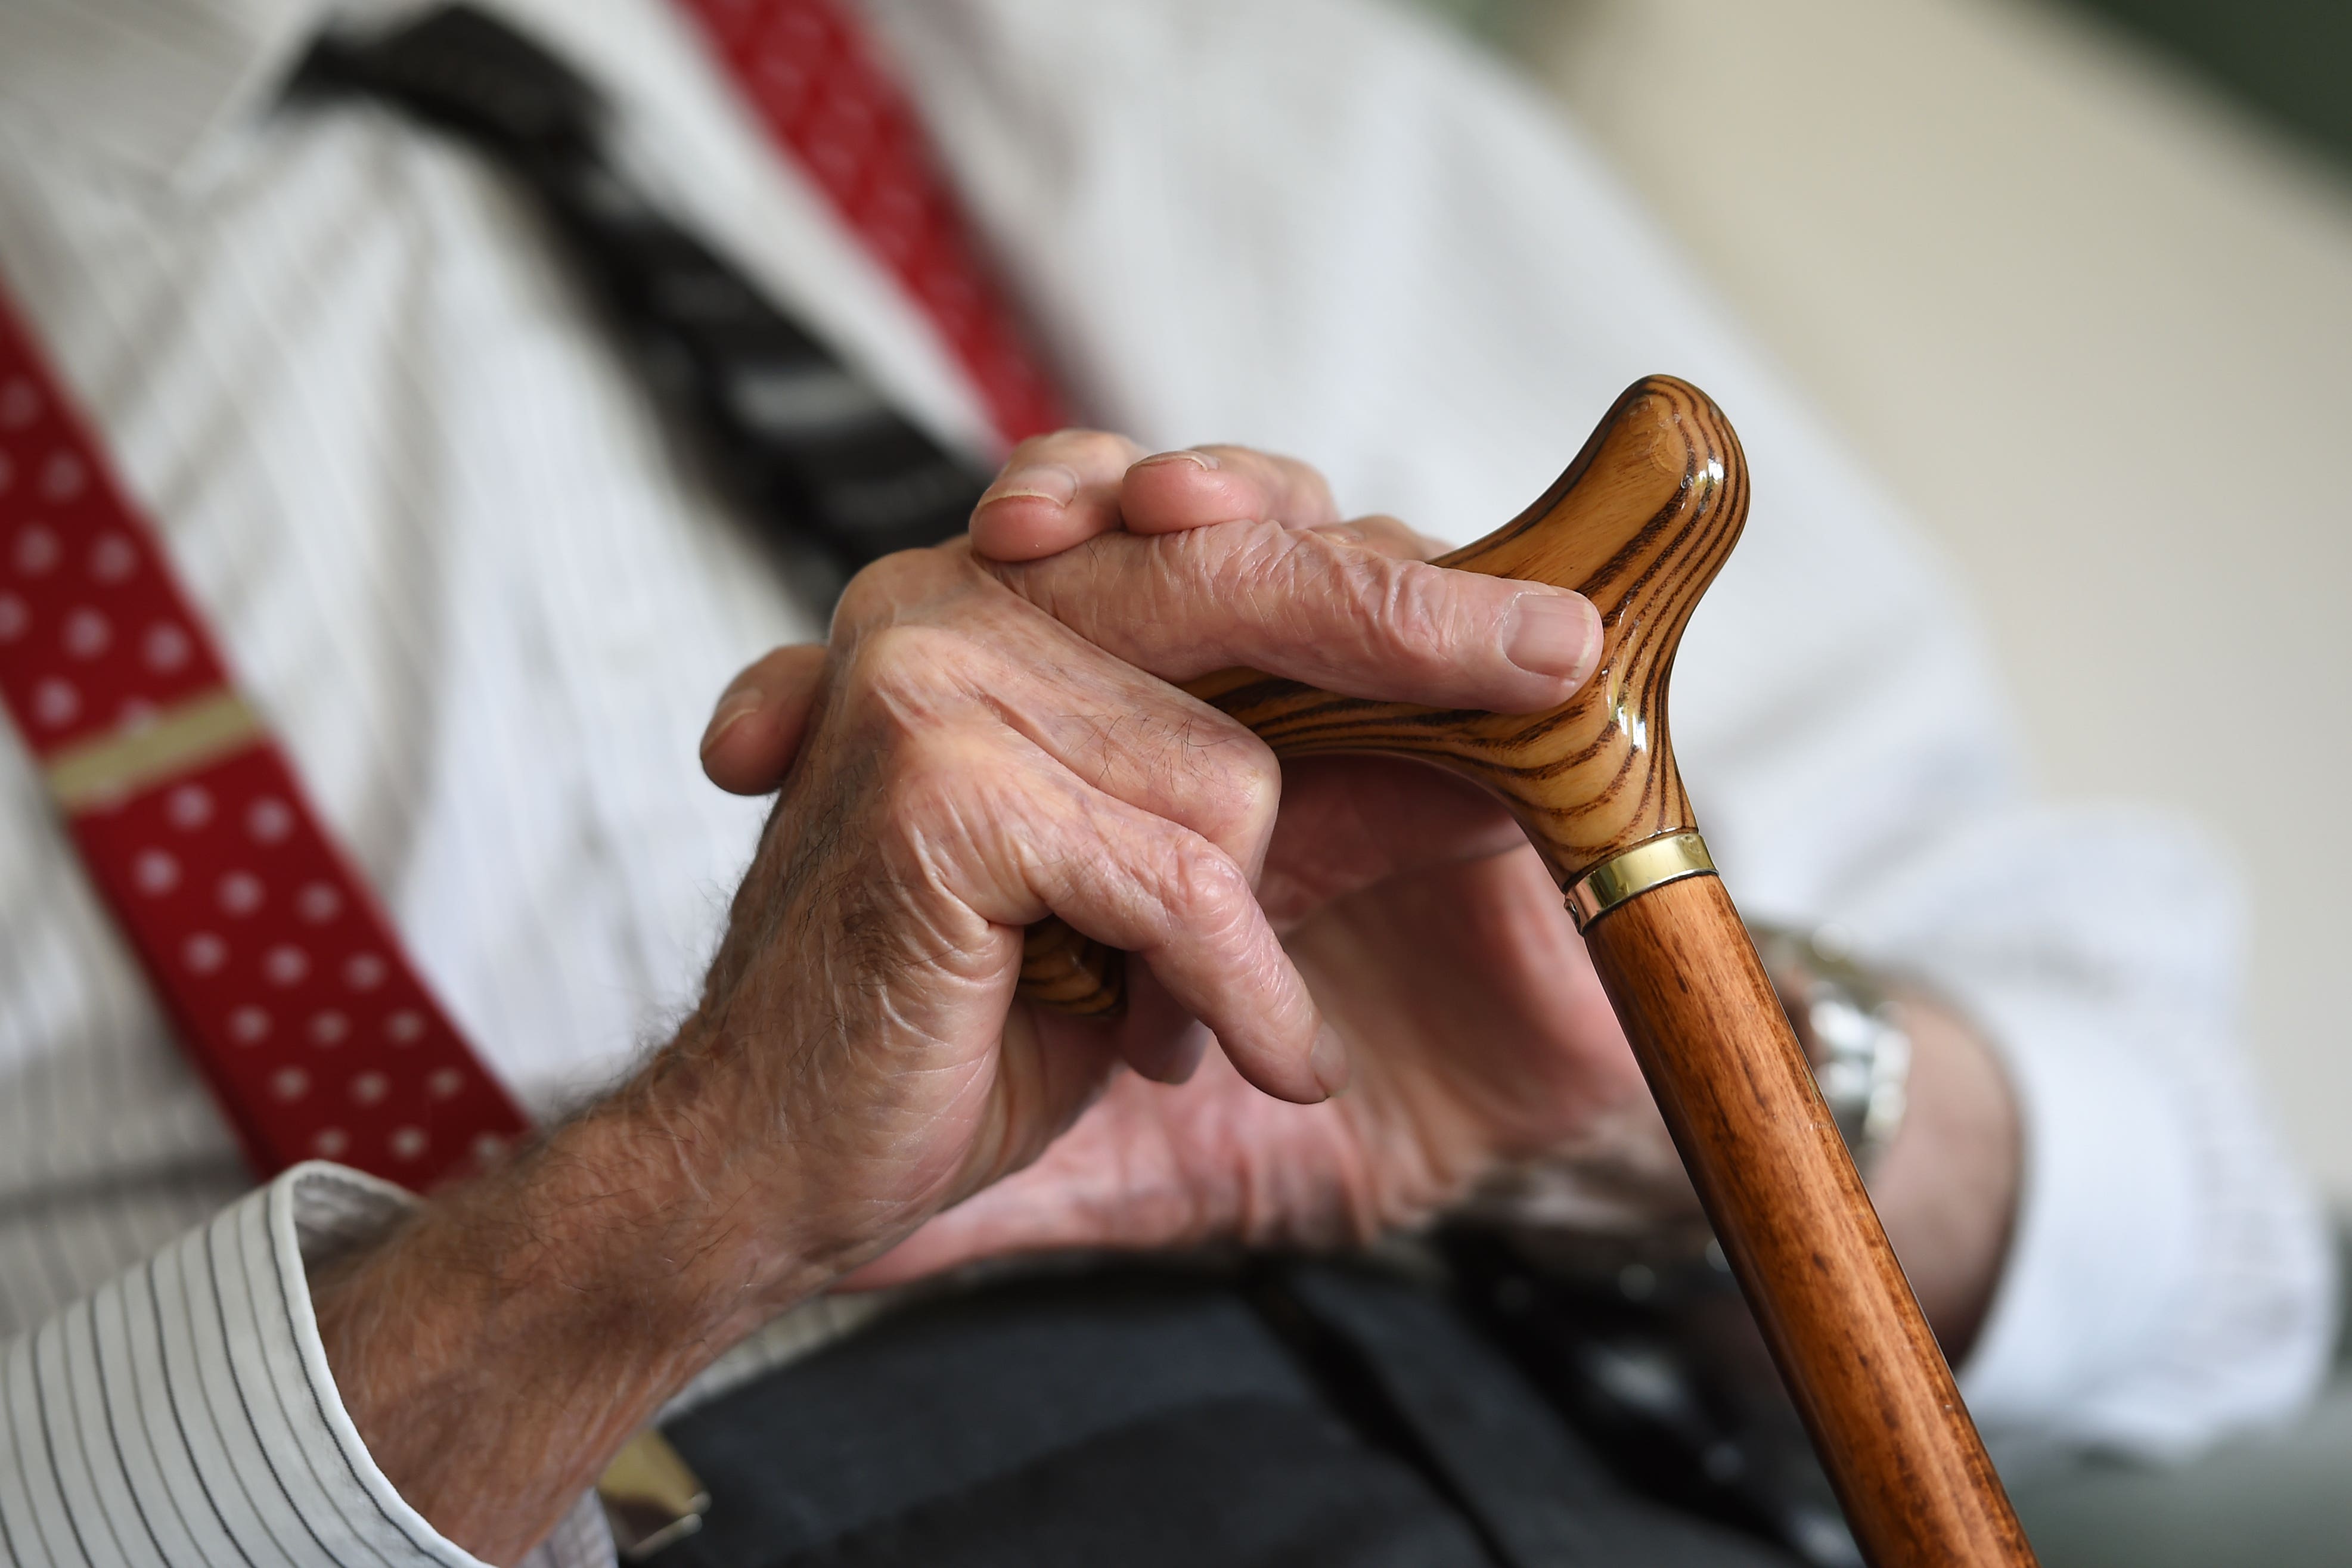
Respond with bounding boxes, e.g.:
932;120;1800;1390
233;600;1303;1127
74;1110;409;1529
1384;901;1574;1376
698;433;1680;1294
667;432;1607;1302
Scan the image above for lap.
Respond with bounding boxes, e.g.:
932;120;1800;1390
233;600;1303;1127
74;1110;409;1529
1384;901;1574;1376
658;1260;1794;1568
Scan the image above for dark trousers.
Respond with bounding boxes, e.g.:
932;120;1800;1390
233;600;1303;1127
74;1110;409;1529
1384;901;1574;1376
658;1259;1795;1568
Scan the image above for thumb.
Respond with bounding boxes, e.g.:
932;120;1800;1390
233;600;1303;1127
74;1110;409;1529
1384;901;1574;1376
700;644;828;794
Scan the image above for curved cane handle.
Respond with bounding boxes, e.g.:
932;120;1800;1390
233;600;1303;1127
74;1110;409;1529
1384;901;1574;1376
1017;375;2037;1567
1017;374;1739;1010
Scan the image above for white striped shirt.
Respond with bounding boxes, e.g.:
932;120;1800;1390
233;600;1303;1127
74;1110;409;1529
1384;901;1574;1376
0;0;2334;1563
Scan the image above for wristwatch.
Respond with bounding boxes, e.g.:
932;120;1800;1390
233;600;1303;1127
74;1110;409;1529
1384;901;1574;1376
1468;919;1916;1303
1750;923;1913;1176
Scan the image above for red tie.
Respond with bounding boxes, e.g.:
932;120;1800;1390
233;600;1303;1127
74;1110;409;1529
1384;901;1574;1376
0;302;533;1187
671;0;1067;445
0;3;1062;1191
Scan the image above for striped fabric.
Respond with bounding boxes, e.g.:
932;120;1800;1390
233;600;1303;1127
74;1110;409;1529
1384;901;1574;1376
0;0;2335;1563
0;297;535;1191
0;1164;610;1568
0;2;961;1561
0;0;319;179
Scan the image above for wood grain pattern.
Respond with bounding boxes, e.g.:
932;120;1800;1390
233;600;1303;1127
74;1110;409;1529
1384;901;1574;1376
1184;372;1738;878
1017;374;1743;1013
1014;914;1124;1017
1588;874;2034;1566
1013;375;2037;1564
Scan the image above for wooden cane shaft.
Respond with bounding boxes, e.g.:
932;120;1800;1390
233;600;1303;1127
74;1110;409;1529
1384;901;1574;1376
1585;872;2035;1567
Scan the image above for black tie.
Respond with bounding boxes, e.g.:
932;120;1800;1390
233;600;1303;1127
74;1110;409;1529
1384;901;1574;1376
292;4;994;592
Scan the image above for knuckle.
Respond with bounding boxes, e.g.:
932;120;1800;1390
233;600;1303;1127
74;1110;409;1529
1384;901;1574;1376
1255;525;1397;635
841;623;991;751
1362;556;1459;672
1156;836;1252;932
1191;517;1296;600
880;728;961;815
852;622;958;701
871;728;986;862
833;546;966;633
1187;724;1280;846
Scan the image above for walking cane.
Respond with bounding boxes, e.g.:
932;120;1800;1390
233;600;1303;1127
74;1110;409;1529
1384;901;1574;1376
1016;376;2038;1567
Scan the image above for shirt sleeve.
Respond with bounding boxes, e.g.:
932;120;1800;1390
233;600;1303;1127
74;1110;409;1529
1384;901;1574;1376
0;1162;617;1568
1838;806;2339;1463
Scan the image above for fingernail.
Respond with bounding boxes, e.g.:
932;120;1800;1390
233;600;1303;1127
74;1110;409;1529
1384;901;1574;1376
1310;1023;1351;1099
983;463;1081;507
1504;591;1603;685
1132;449;1218;472
700;688;762;757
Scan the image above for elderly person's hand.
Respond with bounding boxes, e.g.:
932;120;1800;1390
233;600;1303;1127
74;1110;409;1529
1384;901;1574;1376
815;435;2016;1367
708;432;1681;1284
306;431;1605;1562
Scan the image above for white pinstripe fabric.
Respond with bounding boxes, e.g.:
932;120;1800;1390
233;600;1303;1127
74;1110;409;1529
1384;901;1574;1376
0;0;2334;1563
0;1164;608;1568
0;0;314;179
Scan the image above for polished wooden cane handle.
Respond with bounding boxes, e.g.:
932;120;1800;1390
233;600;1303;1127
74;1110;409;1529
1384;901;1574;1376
1018;375;2036;1566
1016;373;1730;1009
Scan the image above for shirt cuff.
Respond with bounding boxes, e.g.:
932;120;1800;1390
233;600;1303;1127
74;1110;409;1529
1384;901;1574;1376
1945;982;2199;1455
0;1162;615;1568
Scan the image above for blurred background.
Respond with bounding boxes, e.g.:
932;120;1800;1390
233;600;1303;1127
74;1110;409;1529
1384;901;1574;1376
1414;0;2352;1204
1398;2;2351;1558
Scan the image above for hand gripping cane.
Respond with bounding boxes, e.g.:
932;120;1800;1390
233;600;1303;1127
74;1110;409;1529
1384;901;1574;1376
1016;377;2037;1568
